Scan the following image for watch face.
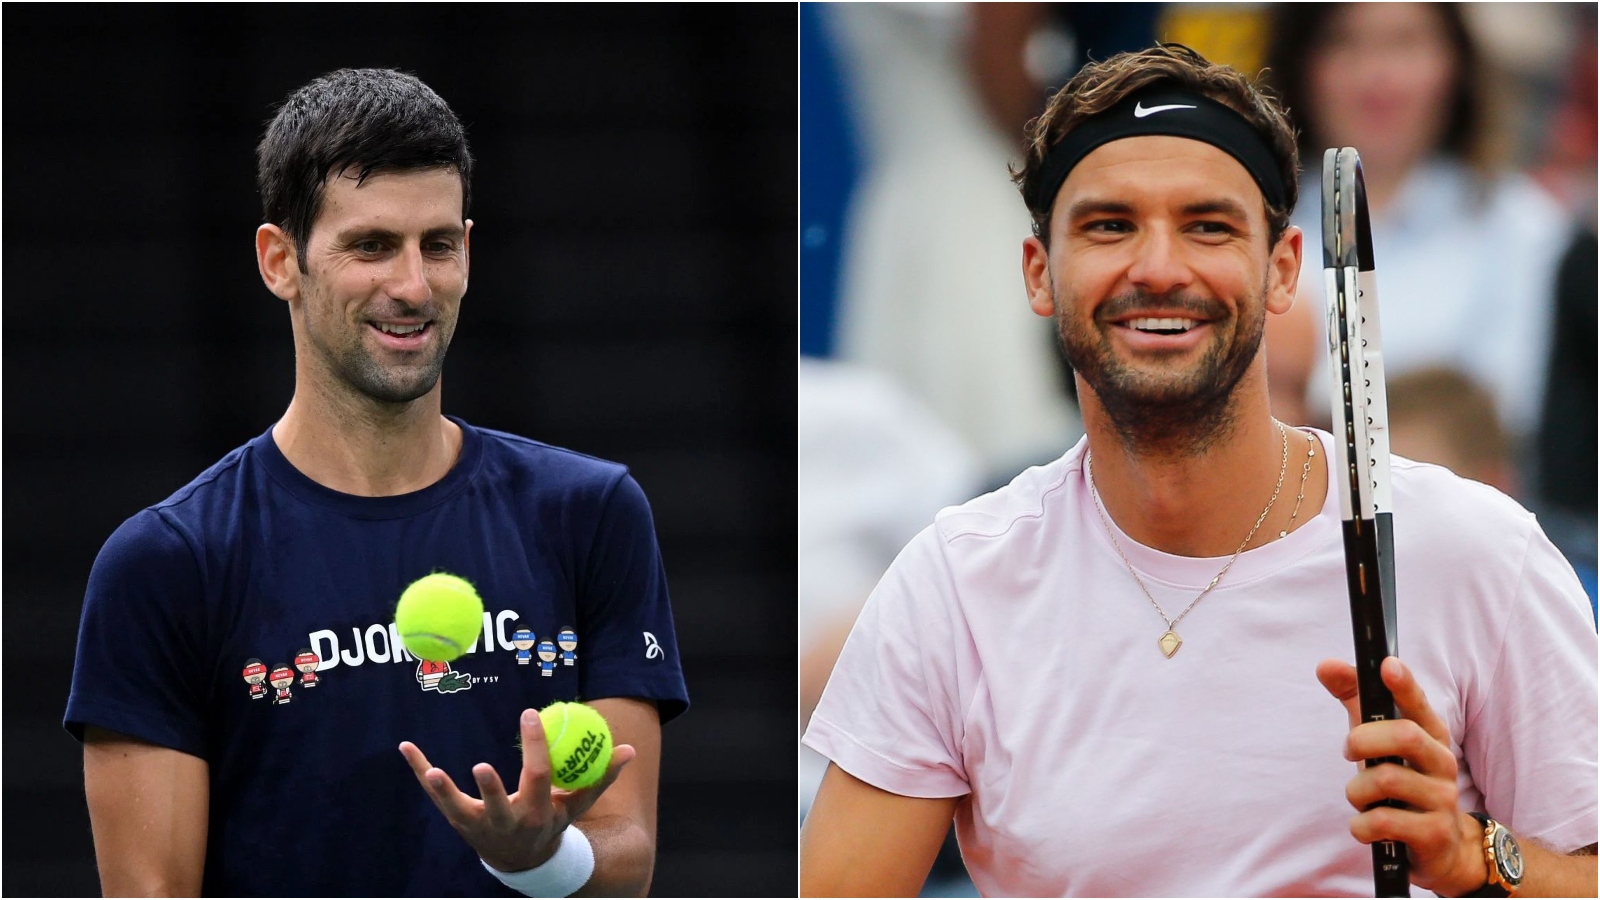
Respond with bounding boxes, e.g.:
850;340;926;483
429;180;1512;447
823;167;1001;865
1494;828;1524;883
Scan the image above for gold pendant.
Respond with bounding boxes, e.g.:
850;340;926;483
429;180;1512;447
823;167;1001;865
1159;630;1182;658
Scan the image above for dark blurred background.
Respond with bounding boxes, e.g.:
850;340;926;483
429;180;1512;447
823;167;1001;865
3;5;796;896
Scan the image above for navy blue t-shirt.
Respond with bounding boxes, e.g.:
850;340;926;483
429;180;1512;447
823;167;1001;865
65;418;689;896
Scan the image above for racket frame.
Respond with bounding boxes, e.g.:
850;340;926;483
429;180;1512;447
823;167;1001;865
1322;146;1410;897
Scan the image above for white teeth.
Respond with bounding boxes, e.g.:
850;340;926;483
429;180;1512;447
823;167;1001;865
1128;317;1197;332
376;322;426;335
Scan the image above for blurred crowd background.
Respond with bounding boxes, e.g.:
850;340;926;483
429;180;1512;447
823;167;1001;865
801;4;1596;894
3;6;795;896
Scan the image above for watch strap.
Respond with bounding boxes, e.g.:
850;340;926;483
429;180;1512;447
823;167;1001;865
1455;813;1514;898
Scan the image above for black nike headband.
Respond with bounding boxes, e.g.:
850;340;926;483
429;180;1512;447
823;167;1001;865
1027;87;1288;221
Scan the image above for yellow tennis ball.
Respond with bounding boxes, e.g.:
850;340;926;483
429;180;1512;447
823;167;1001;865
394;573;484;662
540;702;613;790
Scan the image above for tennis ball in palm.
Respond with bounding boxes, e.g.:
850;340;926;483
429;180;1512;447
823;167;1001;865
540;702;613;790
394;573;483;662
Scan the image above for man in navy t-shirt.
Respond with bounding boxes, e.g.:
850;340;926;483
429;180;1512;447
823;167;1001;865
64;68;688;897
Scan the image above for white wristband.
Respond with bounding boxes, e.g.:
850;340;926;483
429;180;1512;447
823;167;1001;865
481;824;596;897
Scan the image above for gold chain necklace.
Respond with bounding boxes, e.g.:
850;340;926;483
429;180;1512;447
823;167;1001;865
1279;430;1316;538
1085;421;1306;658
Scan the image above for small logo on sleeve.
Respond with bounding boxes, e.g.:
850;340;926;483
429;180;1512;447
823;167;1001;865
643;632;663;661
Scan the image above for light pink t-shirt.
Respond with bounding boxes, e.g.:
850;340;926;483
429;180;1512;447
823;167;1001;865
804;431;1598;898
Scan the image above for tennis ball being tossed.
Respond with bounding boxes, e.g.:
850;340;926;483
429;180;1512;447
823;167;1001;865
394;573;484;662
540;702;613;790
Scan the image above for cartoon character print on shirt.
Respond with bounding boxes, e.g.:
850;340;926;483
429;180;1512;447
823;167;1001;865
243;658;269;700
416;658;472;694
536;640;558;676
294;648;321;688
512;625;536;665
269;664;295;705
557;627;577;666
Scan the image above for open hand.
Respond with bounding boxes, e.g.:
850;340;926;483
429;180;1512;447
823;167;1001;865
400;708;636;873
1317;656;1485;895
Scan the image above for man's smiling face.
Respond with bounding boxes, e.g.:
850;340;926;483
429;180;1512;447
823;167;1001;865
1026;134;1299;449
292;167;471;406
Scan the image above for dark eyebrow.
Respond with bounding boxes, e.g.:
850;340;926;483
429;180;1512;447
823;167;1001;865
336;226;465;243
1066;198;1253;222
1066;199;1135;221
1180;199;1251;220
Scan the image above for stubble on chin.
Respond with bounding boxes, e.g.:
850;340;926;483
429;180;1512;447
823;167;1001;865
1055;292;1264;460
303;317;451;409
343;334;449;405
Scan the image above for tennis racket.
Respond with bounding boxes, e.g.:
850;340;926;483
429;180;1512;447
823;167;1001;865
1322;146;1409;898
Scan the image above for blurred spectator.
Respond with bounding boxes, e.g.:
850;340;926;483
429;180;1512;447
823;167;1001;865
1531;28;1597;225
1480;4;1596;225
1387;364;1597;612
799;358;984;897
1388;366;1517;496
967;3;1164;151
1535;229;1597;520
819;3;1081;482
1264;3;1579;442
799;358;982;810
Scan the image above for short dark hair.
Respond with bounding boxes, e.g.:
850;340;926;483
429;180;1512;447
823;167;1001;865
257;68;473;272
1014;43;1300;249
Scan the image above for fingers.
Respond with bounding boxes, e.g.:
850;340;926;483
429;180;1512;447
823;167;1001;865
1346;717;1457;778
1345;761;1458;814
517;708;555;802
474;763;516;828
1342;660;1456;777
1320;657;1454;756
1348;805;1467;859
399;740;444;788
1348;807;1487;895
399;741;476;823
553;744;637;821
1316;659;1361;731
1382;657;1451;745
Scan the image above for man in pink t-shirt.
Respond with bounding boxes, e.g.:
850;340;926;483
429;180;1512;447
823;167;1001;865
801;44;1598;898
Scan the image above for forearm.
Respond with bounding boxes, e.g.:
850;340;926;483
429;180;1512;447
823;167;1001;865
572;812;655;898
1512;840;1597;898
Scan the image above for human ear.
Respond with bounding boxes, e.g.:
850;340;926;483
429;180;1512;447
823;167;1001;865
256;224;301;302
1022;234;1055;318
1264;225;1302;316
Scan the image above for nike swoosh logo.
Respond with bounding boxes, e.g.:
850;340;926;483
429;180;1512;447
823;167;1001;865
1134;101;1197;118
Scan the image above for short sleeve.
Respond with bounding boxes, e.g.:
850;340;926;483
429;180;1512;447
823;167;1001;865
802;525;972;798
64;509;213;759
1464;522;1599;852
575;473;689;723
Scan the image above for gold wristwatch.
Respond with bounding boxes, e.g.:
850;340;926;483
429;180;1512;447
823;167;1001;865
1459;813;1523;897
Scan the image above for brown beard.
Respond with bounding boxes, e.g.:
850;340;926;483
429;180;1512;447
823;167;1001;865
1054;281;1266;459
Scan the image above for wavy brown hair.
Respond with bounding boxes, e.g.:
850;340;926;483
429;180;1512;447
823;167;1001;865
1013;43;1300;249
